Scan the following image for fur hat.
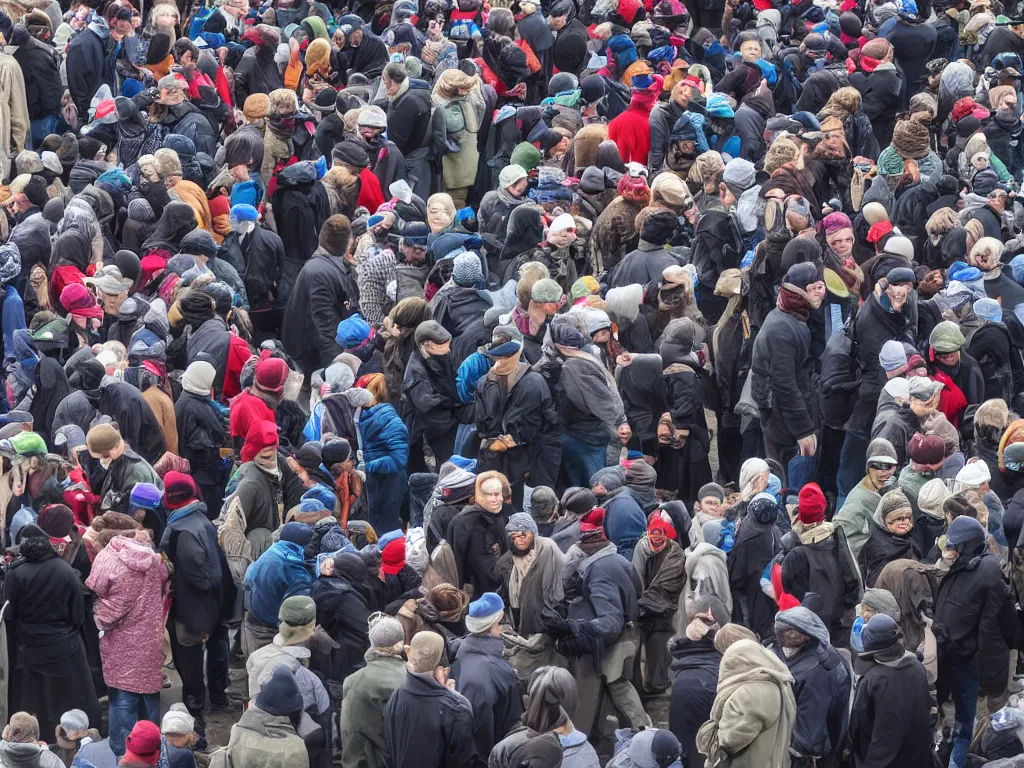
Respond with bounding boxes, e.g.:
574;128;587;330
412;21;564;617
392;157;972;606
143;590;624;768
153;148;182;179
572;124;609;172
407;631;445;672
764;138;802;175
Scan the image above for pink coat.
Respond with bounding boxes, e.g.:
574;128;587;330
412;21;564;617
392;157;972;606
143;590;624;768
85;536;169;695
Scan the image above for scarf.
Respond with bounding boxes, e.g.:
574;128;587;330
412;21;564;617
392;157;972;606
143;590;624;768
795;520;835;544
776;284;812;321
508;547;538;609
268;113;296;142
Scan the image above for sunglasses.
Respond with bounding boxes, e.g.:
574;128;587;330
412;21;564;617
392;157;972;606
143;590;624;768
867;462;895;471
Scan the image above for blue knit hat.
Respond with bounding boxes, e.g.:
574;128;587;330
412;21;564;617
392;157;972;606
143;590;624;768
946;515;986;548
255;666;304;717
948;261;983;284
378;529;404;551
301;484;336;511
130;482;163;510
280;521;313;546
162;133;196;158
121;78;145;99
230;203;259;222
975;297;1003;323
465;592;504;634
336;313;371;349
452;252;483;287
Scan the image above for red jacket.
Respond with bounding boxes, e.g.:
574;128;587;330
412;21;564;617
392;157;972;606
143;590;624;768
608;91;659;165
229;388;276;440
223;334;253;401
358;167;385;213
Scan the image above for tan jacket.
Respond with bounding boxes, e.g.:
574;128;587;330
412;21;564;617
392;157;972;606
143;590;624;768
0;52;29;183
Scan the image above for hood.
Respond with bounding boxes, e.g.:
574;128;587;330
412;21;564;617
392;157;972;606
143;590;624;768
237;706;299;739
684;541;727;578
667;635;721;670
110;535;160;571
774;606;830;647
0;742;55;768
277;161;318;189
717;638;795;689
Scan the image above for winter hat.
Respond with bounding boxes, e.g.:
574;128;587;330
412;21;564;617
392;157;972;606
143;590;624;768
866;437;898;466
179;229;218;260
407;631;445;673
930;321;965;353
181;360;216;396
452;252;483;287
321;438;352;467
161;706;194;736
878;489;912;522
591;465;626;492
86;424;122;455
280;522;313;546
764;138;802;174
861;588;901;621
917;478;952;519
570;276;600;301
579;507;606;532
60;284;104;319
784;261;824;291
945;515;986;547
368;612;405;649
124;721;161;766
465;592;504;634
499;164;528;188
60;711;89;733
908;377;944;402
878;340;908;373
891;119;931;160
381;537;406;575
255;356;290;394
510;142;543;172
722;157;756;193
130;483;163;511
319;214;352;256
797;483;827;524
697;482;725;502
822;211;853;236
955;460;991;490
506;512;538;535
974;297;1002;323
163;471;199;510
861;614;902;654
531;278;563;304
639;209;678;245
336;314;371;350
53;425;86;457
278;595;316;632
561;487;597;516
908;433;945;466
255;666;304;717
38;505;75;538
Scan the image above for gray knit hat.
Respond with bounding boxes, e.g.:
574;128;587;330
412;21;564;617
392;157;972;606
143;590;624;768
126;197;155;223
861;588;901;622
865;438;898;467
878;489;912;521
452;252;483;287
367;612;405;649
506;512;538;535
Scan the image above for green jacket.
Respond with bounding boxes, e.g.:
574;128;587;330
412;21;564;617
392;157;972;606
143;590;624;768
340;650;406;768
833;478;882;560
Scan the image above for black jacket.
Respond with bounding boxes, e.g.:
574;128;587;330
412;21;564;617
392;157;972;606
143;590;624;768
447;504;509;595
668;636;720;768
272;162;331;308
733;89;774;163
219;225;286;314
606;242;686;289
11;36;62;121
933;538;1016;696
689;208;743;323
728;516;782;639
402;351;472;442
849;64;905;149
281;250;359;367
648;99;686;174
187;318;231;398
310;576;370;684
234;46;284;105
551;18;589;76
451;635;523;758
848;648;933;768
383;671;479;768
432;286;491;340
933;350;986;408
314;112;346;160
751;306;816;446
175;391;226;488
781;527;861;629
66;27;114;117
382;81;432;156
859;522;921;589
887;19;936;106
968;321;1020;405
565;542;639;649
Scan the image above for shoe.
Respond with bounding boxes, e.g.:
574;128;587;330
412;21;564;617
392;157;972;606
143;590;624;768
210;697;231;710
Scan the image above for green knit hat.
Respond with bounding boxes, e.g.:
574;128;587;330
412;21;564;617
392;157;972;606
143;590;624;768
929;320;965;353
510;142;542;172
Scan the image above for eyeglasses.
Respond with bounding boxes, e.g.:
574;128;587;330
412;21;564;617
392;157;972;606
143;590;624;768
867;462;895;471
887;514;912;524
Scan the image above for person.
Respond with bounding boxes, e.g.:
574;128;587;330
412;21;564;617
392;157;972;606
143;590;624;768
446;471;510;594
159;707;198;768
451;592;523;757
1;714;68;768
221;666;309;768
383;631;479;768
848;614;934;767
590;466;647;560
85;533;169;758
835;438;901;559
51;710;100;768
158;472;232;746
859;489;922;588
771;607;852;767
728;493;783;640
311;553;371;689
695;639;797;768
338;613;407;768
933;515;1016;767
633;511;685;694
175;361;228;516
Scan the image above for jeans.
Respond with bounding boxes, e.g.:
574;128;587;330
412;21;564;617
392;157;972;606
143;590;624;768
29;116;58;149
938;653;980;768
837;432;869;505
169;621;230;735
561;432;609;488
787;453;819;495
108;688;161;758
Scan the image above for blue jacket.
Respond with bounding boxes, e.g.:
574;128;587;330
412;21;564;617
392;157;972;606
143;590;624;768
2;284;25;367
359;403;409;476
602;488;647;561
243;540;313;625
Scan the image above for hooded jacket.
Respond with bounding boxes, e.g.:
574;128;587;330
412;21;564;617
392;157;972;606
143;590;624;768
272;162;331;308
668;635;721;768
339;649;405;768
224;705;309;768
859;502;921;588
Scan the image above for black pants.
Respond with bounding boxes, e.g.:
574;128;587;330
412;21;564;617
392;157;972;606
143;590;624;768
169;621;230;733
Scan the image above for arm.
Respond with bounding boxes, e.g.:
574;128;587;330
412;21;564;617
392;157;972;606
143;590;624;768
364;415;409;474
175;530;216;592
309;274;344;367
6;64;29;154
648;108;669;174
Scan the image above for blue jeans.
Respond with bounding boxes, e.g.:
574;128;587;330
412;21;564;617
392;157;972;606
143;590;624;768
938;654;979;768
108;688;161;758
837;432;869;505
561;433;609;488
29;116;58;149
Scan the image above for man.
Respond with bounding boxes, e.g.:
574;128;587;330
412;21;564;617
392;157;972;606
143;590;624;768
223;667;309;768
530;487;561;537
7;20;61;147
234;25;283;105
447;472;509;595
558;507;650;738
494;512;565;646
64;11;113;123
751;263;826;466
933;515;1016;768
771;607;852;767
848;38;904;148
358;222;429;327
282;215;359;376
478;164;529;263
0;14;26;180
159;471;233;746
402;320;472;469
649;77;693;175
144;75;218;158
898;433;946;508
606;210;687;289
970;235;1024;315
383;631;479;768
548;0;588;77
474;325;561;499
85;423;163;514
633;512;685;694
451;593;523;757
835;438;900;559
589;466;647;561
689;163;748;323
234;421;305;541
84;265;131;341
2;714;70;768
782;483;862;643
7;176;52;279
218;204;285;342
339;614;407;768
378;62;433;198
241;522;314;656
848;614;933;767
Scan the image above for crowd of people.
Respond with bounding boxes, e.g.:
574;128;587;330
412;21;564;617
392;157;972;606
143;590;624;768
6;0;1024;764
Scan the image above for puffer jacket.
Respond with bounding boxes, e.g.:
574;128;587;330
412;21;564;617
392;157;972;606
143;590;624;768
223;706;309;768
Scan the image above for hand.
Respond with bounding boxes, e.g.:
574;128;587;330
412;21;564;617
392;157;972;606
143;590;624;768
617;423;632;444
499;434;517;448
797;433;817;457
617;351;633;368
507;83;527;99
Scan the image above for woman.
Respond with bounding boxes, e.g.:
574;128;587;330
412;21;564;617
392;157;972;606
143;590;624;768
427;193;456;234
432;69;486;208
311;553;371;688
48;230;92;311
358;378;410;536
479;8;529;101
860;489;922;588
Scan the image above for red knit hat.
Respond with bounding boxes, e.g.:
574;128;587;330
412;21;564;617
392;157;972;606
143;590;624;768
241;420;279;463
381;538;406;576
580;507;606;532
648;514;677;540
59;284;104;319
797;483;827;525
163;471;199;511
255;352;290;394
125;720;161;766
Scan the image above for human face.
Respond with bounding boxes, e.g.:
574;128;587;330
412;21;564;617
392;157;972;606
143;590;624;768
427;202;451;232
401;242;427;265
648;526;667;552
349;28;363;46
592;329;611;344
886;509;913;535
548;14;567;30
256;445;277;462
671;81;692;108
509;178;529;197
826;227;855;259
719;183;736;208
699;495;722;517
359;126;383;142
480;479;504;512
886;282;910;312
860;604;875;621
509;530;534;552
909;393;937;417
99;290;127;315
547;226;576;248
805;281;826;309
776;627;808;649
935;349;960;367
989;191;1008;215
155;7;177;28
537;298;563;316
424;339;451;356
383;75;402;97
740;40;761;63
866;462;894;489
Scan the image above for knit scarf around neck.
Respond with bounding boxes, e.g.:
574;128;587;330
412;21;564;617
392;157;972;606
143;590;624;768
777;284;812;321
